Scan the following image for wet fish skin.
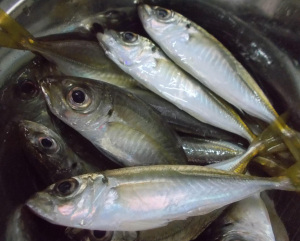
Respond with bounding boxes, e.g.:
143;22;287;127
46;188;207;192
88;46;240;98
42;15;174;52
261;192;289;241
0;58;58;129
0;8;139;89
18;120;101;185
41;76;187;167
5;205;69;241
201;193;276;241
128;88;246;143
26;165;296;232
30;40;138;88
97;30;255;141
181;137;245;165
138;4;278;123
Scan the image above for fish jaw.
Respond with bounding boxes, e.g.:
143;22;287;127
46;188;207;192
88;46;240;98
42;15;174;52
97;30;119;63
137;4;153;29
40;77;68;121
26;191;56;224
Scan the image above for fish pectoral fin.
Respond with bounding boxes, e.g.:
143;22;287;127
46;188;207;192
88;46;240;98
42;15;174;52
119;219;169;231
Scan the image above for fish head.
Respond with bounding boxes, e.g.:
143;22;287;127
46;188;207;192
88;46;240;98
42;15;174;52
26;174;108;228
0;58;61;125
97;29;155;69
40;76;109;133
138;4;188;40
18;120;85;183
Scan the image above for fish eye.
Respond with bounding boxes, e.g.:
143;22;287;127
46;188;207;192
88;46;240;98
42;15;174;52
54;178;79;197
67;87;91;110
17;78;39;98
155;7;172;20
38;137;58;153
122;32;138;43
91;230;114;240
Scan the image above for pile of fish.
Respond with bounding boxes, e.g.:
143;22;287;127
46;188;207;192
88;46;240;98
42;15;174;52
0;3;299;241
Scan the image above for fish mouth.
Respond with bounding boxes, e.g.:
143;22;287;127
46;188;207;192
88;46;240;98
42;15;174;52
40;78;55;110
40;77;65;119
138;4;152;22
26;192;55;222
97;29;119;61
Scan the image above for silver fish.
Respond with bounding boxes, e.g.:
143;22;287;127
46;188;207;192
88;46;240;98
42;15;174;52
97;30;255;141
128;88;245;143
5;205;68;241
26;164;298;232
181;137;245;165
41;76;187;167
0;57;59;129
261;192;289;241
0;8;138;88
138;4;278;123
201;193;276;241
18;120;102;184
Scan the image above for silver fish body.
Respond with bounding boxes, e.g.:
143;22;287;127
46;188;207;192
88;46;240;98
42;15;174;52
138;4;278;123
41;76;187;167
261;193;289;241
26;165;294;232
201;193;276;241
5;205;68;241
128;88;246;142
97;30;255;141
18;120;102;184
31;40;138;88
181;137;245;165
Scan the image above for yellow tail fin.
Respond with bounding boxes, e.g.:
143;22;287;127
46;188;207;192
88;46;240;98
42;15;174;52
232;113;292;174
0;8;36;49
283;161;300;189
269;111;300;163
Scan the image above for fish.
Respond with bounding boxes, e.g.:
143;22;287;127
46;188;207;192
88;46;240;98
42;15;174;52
138;4;277;124
40;76;187;167
0;57;58;129
0;59;60;239
26;163;300;232
261;192;289;241
137;4;300;162
200;193;276;241
5;205;68;241
0;8;138;88
128;88;246;143
181;137;245;165
18;120;103;185
97;30;255;141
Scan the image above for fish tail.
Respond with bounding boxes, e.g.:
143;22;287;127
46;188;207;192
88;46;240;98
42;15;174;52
253;156;288;176
0;8;37;50
278;162;300;191
275;122;300;163
233;118;289;174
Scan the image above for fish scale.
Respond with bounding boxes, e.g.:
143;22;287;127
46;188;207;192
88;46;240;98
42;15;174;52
138;4;277;123
26;165;297;232
41;76;187;167
97;30;255;141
